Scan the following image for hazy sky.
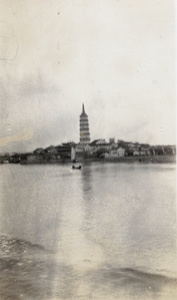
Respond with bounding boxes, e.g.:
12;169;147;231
0;0;176;153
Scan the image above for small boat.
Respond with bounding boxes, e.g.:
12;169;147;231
72;165;81;170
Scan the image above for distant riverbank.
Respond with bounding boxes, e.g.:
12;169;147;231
17;155;176;165
103;155;176;164
0;154;176;165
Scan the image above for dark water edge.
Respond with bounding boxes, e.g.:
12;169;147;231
0;234;177;300
4;154;171;165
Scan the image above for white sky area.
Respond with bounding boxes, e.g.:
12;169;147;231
0;0;176;153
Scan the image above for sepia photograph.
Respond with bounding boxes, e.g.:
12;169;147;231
0;0;176;299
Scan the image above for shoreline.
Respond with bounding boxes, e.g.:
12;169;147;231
17;155;176;165
0;155;175;165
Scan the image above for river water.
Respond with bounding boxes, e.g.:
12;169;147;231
0;162;176;299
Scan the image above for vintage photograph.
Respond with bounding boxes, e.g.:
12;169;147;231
0;1;176;299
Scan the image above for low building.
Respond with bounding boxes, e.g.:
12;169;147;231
10;154;21;163
33;148;45;155
105;147;125;158
26;154;44;163
89;139;111;154
140;148;147;156
164;146;176;155
133;149;140;156
108;149;118;157
117;147;125;157
56;143;75;159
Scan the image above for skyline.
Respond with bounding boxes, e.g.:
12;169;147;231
0;0;176;153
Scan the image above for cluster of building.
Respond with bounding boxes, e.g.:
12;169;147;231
0;104;176;164
73;104;176;160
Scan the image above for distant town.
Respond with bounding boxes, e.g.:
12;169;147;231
0;104;176;164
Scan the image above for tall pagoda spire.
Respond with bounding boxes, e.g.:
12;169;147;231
80;103;87;117
79;104;90;144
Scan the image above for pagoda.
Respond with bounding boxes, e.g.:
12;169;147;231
79;104;90;144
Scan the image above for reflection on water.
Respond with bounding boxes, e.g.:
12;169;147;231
0;163;176;299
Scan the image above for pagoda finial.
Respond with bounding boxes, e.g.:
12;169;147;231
82;103;85;113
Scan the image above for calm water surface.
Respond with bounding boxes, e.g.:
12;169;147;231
0;162;176;299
